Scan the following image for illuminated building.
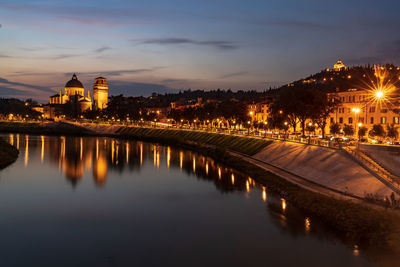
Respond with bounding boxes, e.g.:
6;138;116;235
93;77;109;110
333;60;347;71
35;74;111;119
328;88;400;134
44;74;92;118
247;97;274;126
49;74;92;109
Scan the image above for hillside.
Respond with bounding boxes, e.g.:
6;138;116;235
274;63;400;94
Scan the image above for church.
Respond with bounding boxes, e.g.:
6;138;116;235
40;74;109;119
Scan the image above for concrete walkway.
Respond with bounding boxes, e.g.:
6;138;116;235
252;141;396;199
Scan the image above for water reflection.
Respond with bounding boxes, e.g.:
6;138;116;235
3;134;395;266
6;135;272;194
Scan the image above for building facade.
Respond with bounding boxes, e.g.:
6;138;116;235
328;89;400;134
93;77;109;110
40;74;109;118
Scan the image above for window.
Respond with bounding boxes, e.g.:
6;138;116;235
348;117;353;124
359;118;364;123
369;107;375;113
353;95;355;102
370;117;374;124
381;117;387;124
330;117;334;123
381;109;388;113
339;117;343;123
394;117;400;124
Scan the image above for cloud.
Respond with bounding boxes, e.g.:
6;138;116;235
219;71;249;79
161;79;191;84
65;67;163;77
53;54;82;59
135;38;238;50
346;39;400;65
1;2;154;27
0;86;27;96
265;18;334;31
0;54;12;58
18;47;45;52
108;80;174;96
0;77;54;94
94;46;111;53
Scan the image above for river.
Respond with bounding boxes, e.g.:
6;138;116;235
0;134;394;266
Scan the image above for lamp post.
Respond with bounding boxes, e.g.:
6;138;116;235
249;111;254;135
352;107;360;139
284;121;288;140
264;121;268;138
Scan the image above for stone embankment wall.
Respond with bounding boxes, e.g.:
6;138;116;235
253;141;394;198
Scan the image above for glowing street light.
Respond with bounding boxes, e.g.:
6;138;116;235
376;91;384;99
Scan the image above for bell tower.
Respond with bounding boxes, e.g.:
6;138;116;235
92;77;109;110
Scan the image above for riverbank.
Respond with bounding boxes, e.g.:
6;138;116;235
1;122;400;251
0;137;18;169
0;121;93;136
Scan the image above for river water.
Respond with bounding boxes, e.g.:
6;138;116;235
0;134;396;266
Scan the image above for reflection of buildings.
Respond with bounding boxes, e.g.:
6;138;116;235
93;139;108;186
8;135;257;192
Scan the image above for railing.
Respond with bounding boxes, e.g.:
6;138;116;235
343;146;400;193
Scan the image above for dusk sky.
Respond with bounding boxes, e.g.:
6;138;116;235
1;0;400;102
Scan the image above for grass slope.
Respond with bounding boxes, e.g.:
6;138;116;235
117;127;272;155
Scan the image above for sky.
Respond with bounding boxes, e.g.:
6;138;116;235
1;0;400;102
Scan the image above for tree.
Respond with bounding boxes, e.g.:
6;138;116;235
306;124;315;135
311;92;340;137
386;124;398;140
269;96;299;133
330;122;341;135
369;124;386;139
61;96;80;119
343;124;354;136
358;126;368;139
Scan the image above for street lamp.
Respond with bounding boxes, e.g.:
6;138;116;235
352;108;360;139
284;122;288;140
264;121;268;138
376;91;384;99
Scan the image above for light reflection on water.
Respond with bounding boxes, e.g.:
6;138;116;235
0;134;394;266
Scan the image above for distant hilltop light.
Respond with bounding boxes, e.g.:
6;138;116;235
333;60;347;71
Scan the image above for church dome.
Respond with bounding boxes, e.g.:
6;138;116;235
65;74;84;88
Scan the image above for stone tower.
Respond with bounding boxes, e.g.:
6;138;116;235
93;77;108;110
